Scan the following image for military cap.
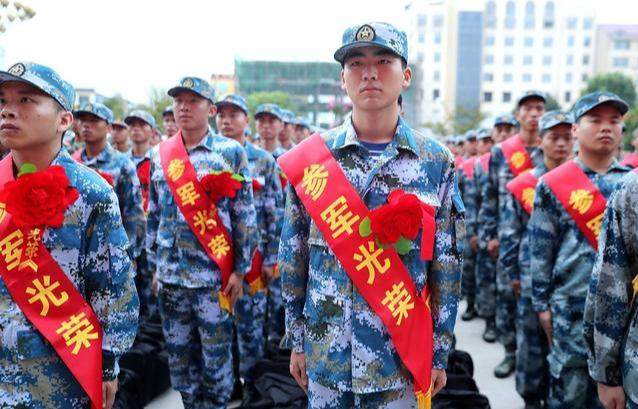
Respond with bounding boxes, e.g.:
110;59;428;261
477;128;492;140
0;62;75;111
296;117;311;129
539;110;573;134
254;103;283;121
493;114;517;127
162;106;174;117
168;76;215;103
280;109;296;124
74;102;114;124
571;91;629;121
464;130;478;141
124;109;156;129
517;90;546;107
111;120;128;130
215;94;249;115
334;22;408;64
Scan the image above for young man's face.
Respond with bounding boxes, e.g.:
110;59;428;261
541;124;573;163
516;99;545;133
0;81;72;150
150;130;162;146
573;104;623;156
78;113;110;143
281;122;295;142
464;139;477;156
216;105;249;140
112;125;129;145
128;118;153;145
492;124;515;142
173;90;215;132
162;112;179;137
477;138;493;155
295;125;310;142
256;113;283;142
341;46;411;112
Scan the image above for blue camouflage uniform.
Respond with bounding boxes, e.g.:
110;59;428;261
530;158;629;408
279;116;464;403
584;170;638;407
458;132;478;312
147;75;257;409
0;62;138;408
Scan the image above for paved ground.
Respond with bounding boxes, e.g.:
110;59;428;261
146;299;524;409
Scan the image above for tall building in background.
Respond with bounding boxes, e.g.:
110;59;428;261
405;0;596;128
210;74;236;97
594;25;638;85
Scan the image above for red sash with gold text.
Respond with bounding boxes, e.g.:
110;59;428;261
462;156;477;180
159;132;235;311
479;153;490;173
245;249;266;296
501;135;533;177
278;134;434;408
505;171;538;214
0;155;102;409
542;160;607;250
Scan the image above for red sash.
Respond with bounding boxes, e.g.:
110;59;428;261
462;157;477;180
506;171;538;214
278;134;434;407
542;160;607;250
479;153;490;173
454;156;464;170
501;135;533;177
136;159;151;212
159;132;235;312
245;250;266;295
620;152;638;168
0;155;102;409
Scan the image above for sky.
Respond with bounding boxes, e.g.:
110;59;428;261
0;0;635;104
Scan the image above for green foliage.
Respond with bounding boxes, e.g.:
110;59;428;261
544;94;561;111
142;88;172;132
102;94;129;121
623;107;638;150
452;106;486;135
245;91;298;133
582;72;637;108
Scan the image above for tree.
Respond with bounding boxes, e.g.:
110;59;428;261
246;92;298;133
144;87;172;132
544;94;561;111
103;94;129;121
582;73;637;108
623;107;638;150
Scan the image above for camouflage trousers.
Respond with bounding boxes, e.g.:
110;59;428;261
308;379;416;409
475;248;497;319
267;275;285;341
158;285;233;409
495;260;516;351
547;366;602;409
135;250;158;322
515;296;549;401
461;244;477;302
234;288;267;382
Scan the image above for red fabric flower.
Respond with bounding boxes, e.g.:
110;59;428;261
252;179;263;192
97;171;114;186
369;190;423;245
0;165;79;229
200;171;243;203
136;160;151;186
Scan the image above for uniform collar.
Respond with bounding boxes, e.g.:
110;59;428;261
573;156;627;175
82;142;114;164
185;128;216;152
243;140;260;160
333;116;420;158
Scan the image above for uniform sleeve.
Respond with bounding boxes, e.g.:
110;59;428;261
429;161;463;369
478;147;500;243
278;184;310;353
83;189;139;380
463;164;479;238
145;158;159;276
230;147;257;276
584;181;637;386
263;157;284;266
116;158;146;260
530;182;561;312
500;191;526;282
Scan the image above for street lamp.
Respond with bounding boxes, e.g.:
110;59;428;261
0;1;36;34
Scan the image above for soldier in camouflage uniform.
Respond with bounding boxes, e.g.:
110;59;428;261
584;170;638;409
501;111;574;409
146;76;256;408
215;94;284;391
0;62;138;409
111;120;130;153
280;22;464;407
479;92;546;378
279;109;297;151
530;92;630;408
162;106;179;139
74;103;146;262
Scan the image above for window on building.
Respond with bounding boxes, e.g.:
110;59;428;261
434;32;441;44
485;54;494;64
565;91;572;102
503;92;512;102
543;1;555;28
433;71;440;81
582;73;589;82
543;55;552;65
614;57;629;67
542;74;551;83
486;36;495;46
543;37;553;47
525;37;534;47
505;36;515;46
567;55;574;65
486;1;497;28
418;14;427;27
504;73;513;82
567;17;577;30
584;37;591;47
484;92;493;102
523;73;532;82
418;32;425;43
568;36;575;47
504;55;513;65
583;17;593;30
614;39;630;50
523;55;533;65
583;55;590;65
433;89;440;100
505;1;516;29
565;73;573;83
434;52;441;62
417;52;425;61
484;73;494;82
525;1;535;29
433;15;443;28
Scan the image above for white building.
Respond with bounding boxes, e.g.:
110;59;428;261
594;25;638;86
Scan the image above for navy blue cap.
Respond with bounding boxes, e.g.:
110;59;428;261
493;114;517;127
517;90;546;107
571;91;629;121
215;94;249;115
0;62;75;111
168;76;215;103
280;109;295;124
254;103;283;121
464;130;478;141
125;109;156;129
334;22;408;64
74;102;114;124
540;110;573;134
477;129;492;140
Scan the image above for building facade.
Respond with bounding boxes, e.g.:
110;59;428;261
594;25;638;85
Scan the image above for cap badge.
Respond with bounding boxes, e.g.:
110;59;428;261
555;114;565;121
183;78;194;89
356;25;375;42
8;63;25;77
598;94;611;103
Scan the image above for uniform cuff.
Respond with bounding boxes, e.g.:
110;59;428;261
102;351;118;381
589;365;622;387
281;319;305;353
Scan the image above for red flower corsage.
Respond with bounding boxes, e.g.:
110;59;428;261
200;170;244;204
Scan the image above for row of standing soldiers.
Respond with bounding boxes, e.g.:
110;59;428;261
454;90;638;409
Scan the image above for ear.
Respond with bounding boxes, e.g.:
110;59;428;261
58;111;74;134
209;103;218;117
402;66;412;89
